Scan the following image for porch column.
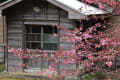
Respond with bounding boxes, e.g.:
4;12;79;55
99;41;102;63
0;10;6;44
0;10;7;69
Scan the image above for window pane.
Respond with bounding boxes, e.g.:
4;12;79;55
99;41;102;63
26;34;41;41
43;26;57;34
32;27;41;33
26;27;30;33
43;34;58;43
31;42;41;49
26;42;31;49
43;43;57;50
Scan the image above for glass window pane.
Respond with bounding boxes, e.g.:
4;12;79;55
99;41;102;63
32;27;41;33
54;27;57;34
26;34;41;41
43;26;57;34
31;42;41;49
26;42;31;49
26;27;30;33
43;34;58;43
43;43;57;50
44;26;52;34
26;34;32;41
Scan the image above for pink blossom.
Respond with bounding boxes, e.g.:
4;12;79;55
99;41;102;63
98;3;105;10
53;33;58;37
39;71;46;76
106;61;112;67
48;66;56;72
43;52;48;57
48;75;54;80
19;64;25;69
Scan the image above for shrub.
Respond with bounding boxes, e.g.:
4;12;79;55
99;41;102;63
0;64;5;72
84;72;107;80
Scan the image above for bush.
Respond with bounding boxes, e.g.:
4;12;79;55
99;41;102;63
83;72;107;80
0;64;5;72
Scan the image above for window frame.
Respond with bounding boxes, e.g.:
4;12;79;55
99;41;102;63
25;25;59;52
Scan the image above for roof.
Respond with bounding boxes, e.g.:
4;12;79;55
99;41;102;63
0;0;113;19
0;0;8;4
56;0;108;15
0;0;22;10
0;0;12;6
47;0;112;19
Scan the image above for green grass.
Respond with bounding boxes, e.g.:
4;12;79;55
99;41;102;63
0;72;49;80
0;76;47;80
0;78;35;80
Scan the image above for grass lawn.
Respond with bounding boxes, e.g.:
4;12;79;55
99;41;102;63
0;64;49;80
0;77;35;80
0;72;49;80
0;76;47;80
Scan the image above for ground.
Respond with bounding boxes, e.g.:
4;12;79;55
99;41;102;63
0;72;49;80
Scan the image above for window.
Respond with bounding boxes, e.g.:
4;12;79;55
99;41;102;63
26;25;58;51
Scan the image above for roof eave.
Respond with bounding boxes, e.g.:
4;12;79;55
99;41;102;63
0;0;13;7
47;0;112;19
0;0;22;10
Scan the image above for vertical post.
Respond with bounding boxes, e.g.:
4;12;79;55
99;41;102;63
0;10;7;71
0;10;3;43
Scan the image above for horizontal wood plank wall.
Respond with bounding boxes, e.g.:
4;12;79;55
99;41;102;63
106;16;120;35
106;16;120;67
5;0;76;72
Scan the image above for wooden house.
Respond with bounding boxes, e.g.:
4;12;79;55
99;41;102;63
0;0;114;72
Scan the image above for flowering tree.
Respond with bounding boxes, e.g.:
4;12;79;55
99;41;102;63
7;0;120;80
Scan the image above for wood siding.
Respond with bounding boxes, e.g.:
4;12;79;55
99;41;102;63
106;16;120;67
5;0;76;72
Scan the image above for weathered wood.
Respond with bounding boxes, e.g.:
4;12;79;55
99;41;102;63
5;0;76;72
107;16;120;25
0;16;6;44
0;16;3;43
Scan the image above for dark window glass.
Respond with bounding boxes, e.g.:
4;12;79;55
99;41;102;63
31;42;41;49
43;34;58;43
44;26;53;34
26;34;41;41
43;26;57;34
43;43;57;50
32;27;41;33
26;42;31;49
26;27;30;33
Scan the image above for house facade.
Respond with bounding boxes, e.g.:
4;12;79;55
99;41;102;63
0;0;115;72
